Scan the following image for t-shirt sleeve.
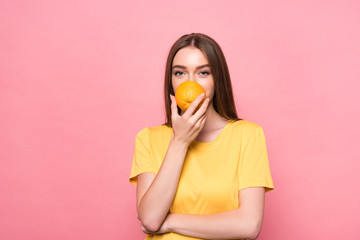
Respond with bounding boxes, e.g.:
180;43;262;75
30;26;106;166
237;126;275;193
129;129;155;186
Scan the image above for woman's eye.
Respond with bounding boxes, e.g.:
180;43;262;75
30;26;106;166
200;71;210;76
174;71;183;76
174;71;210;76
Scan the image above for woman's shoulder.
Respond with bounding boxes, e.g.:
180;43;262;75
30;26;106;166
230;119;262;131
228;119;265;139
135;124;172;140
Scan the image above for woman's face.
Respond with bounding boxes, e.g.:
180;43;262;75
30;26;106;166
171;46;215;104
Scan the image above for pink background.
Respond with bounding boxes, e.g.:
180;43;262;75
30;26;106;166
1;0;359;239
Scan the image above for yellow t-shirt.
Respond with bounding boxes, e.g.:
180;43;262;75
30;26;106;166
129;119;275;240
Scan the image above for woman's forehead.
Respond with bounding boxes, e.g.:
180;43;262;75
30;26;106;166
173;47;209;67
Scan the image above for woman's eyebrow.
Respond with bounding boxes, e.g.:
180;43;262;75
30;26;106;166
172;64;210;69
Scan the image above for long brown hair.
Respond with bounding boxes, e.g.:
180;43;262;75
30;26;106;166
163;33;243;127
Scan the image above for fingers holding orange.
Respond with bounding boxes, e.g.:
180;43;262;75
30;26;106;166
175;81;206;112
189;93;208;116
171;81;209;146
192;96;210;120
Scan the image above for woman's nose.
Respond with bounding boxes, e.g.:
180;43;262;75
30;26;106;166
187;73;197;82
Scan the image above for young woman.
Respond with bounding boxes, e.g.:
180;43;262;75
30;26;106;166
129;33;275;239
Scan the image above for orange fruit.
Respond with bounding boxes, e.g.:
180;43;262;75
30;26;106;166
175;81;206;113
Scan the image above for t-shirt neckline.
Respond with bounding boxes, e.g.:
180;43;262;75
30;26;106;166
190;120;232;148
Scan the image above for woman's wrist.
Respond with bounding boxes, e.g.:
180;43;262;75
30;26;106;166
170;135;190;150
166;213;177;232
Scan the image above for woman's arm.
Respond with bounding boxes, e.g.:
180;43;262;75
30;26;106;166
167;187;265;240
138;94;209;232
138;135;188;232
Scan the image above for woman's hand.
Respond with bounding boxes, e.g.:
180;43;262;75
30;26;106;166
170;94;209;146
140;213;173;235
